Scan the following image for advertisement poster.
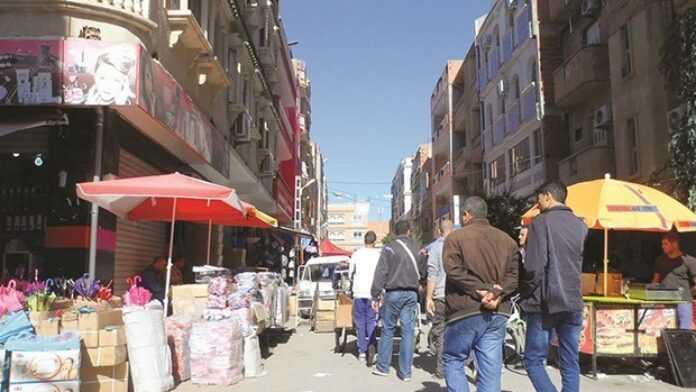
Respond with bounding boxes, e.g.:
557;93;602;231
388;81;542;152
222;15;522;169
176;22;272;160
0;39;62;105
579;304;594;354
595;308;634;355
637;308;677;355
139;54;229;177
63;39;138;105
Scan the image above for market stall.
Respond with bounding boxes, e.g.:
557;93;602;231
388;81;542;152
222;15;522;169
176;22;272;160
523;175;696;377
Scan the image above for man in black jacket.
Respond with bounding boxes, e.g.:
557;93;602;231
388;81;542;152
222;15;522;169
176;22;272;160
522;182;588;392
371;221;426;381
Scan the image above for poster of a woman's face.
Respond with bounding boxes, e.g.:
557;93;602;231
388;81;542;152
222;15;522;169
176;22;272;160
85;51;134;105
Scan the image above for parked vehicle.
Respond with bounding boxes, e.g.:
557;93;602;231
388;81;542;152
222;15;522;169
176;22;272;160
297;255;350;318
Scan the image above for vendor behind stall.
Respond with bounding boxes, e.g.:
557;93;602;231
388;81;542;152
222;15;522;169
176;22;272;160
652;233;696;329
142;256;167;302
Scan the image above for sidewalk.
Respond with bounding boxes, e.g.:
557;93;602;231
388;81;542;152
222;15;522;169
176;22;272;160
174;325;687;392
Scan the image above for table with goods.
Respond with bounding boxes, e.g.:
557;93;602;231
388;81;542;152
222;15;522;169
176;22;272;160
0;266;292;392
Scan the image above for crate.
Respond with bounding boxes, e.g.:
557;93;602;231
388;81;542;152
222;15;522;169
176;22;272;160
335;295;352;329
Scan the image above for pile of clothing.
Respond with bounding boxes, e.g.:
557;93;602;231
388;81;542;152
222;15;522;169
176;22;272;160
190;319;243;385
165;315;193;382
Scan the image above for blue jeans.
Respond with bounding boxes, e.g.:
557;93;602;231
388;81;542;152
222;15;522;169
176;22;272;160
376;290;417;378
353;298;377;354
677;302;693;330
524;311;583;392
443;313;507;392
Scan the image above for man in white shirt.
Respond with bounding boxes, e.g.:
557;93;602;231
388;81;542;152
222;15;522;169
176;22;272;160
349;231;382;364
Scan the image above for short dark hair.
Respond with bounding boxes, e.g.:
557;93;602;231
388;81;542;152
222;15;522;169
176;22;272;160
538;182;568;203
462;196;487;219
364;231;377;245
662;232;680;244
394;221;410;236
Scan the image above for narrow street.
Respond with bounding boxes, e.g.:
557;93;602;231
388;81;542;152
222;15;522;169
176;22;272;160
175;326;686;392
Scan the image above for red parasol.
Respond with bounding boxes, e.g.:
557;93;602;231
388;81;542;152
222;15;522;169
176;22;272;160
320;239;353;257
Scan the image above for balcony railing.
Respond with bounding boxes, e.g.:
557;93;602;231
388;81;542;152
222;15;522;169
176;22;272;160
553;45;609;108
559;144;614;185
521;84;540;123
506;103;521;136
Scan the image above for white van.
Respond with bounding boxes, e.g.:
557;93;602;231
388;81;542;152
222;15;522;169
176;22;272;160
297;255;350;317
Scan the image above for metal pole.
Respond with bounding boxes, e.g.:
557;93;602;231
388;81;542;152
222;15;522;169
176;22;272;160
88;107;104;279
164;197;177;316
206;219;212;265
603;228;608;296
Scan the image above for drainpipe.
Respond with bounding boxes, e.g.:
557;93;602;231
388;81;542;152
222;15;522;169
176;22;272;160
88;107;104;279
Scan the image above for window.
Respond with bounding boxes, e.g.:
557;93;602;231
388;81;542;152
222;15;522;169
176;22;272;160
353;214;363;224
530;60;538;86
533;129;543;164
487;103;494;130
490;155;506;184
627;118;639;175
227;48;237;78
353;231;363;239
498;86;506;115
508;12;516;47
620;23;633;77
512;75;520;101
510;138;531;177
574;128;583;142
584;21;601;46
480;103;486;131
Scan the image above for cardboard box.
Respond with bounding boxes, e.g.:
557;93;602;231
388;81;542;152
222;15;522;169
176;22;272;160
315;299;336;311
582;273;597;296
81;346;127;368
81;362;129;392
595;273;623;297
78;310;123;331
80;330;100;348
288;295;298;317
313;319;335;333
335;295;353;329
52;298;73;311
35;318;61;337
98;326;127;347
314;310;334;322
10;349;80;382
9;381;80;392
171;284;209;316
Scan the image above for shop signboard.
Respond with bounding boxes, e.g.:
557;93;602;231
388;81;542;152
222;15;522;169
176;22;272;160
595;308;634;354
0;39;62;105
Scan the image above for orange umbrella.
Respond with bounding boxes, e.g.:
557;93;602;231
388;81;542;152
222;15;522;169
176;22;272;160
522;174;696;295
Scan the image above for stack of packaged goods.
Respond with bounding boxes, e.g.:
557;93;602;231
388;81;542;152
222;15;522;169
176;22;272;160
170;284;208;318
122;301;173;392
165;315;192;383
5;331;81;392
190;319;243;385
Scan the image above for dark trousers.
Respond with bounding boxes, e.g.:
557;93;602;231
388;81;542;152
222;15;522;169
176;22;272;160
353;298;377;354
431;298;446;376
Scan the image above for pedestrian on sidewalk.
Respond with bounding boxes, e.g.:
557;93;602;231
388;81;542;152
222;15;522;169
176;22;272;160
425;219;454;379
371;221;426;382
349;231;382;364
521;182;588;392
442;196;519;392
652;232;696;330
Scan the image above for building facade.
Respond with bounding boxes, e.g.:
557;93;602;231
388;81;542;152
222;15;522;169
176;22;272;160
476;0;565;199
327;202;370;252
367;220;389;246
390;157;414;230
0;0;301;290
410;144;433;244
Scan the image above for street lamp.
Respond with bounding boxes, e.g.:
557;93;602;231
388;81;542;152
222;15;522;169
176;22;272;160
294;177;317;230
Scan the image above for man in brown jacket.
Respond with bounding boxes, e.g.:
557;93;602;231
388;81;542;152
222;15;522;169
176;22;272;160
442;196;519;392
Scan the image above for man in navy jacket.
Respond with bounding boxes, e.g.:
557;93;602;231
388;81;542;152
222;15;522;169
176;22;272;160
522;182;588;392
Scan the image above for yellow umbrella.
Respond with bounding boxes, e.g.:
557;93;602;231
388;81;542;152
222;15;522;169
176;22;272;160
522;174;696;295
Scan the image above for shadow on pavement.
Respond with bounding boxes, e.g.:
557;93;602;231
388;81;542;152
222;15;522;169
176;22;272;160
414;381;446;392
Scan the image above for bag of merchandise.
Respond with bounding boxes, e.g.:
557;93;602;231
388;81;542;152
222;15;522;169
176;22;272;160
190;319;243;386
165;315;192;383
243;334;263;378
123;301;173;392
0;311;33;344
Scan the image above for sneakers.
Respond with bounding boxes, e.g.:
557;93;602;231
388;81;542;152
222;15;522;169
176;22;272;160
358;353;366;363
401;377;412;382
372;368;389;377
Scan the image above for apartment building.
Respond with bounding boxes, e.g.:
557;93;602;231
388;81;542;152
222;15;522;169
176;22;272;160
390;157;414;230
0;0;300;289
477;0;565;198
327;202;370;252
410;144;433;244
547;0;692;187
430;61;464;226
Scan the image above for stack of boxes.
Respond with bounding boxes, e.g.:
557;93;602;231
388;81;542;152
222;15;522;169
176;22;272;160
171;284;209;317
311;297;336;333
7;333;81;392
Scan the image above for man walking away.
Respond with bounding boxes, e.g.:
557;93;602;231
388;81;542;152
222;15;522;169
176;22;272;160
426;219;454;379
652;232;696;329
442;196;519;392
349;231;382;364
371;221;426;381
522;182;588;392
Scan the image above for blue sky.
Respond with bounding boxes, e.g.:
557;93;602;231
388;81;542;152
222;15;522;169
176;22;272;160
283;1;491;221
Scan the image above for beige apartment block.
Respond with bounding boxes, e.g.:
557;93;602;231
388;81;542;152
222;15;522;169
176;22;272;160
328;202;370;252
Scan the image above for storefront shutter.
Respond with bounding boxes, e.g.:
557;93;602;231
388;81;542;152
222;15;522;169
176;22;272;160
113;150;166;294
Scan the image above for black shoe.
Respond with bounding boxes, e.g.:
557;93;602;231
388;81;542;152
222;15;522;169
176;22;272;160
367;345;377;367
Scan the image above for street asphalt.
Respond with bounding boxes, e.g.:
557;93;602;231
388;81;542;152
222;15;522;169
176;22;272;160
175;323;692;392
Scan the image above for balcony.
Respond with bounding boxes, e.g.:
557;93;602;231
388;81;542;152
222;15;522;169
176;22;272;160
431;83;448;118
432;118;450;161
454;146;482;178
515;6;532;47
195;54;231;87
559;144;614;185
521;84;540;123
432;162;452;198
4;0;157;33
554;46;609;108
548;0;581;23
506;103;521;136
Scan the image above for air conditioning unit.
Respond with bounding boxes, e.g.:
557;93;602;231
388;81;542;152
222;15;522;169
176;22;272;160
233;111;253;143
497;79;508;96
594;105;613;129
667;105;686;133
581;0;599;16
